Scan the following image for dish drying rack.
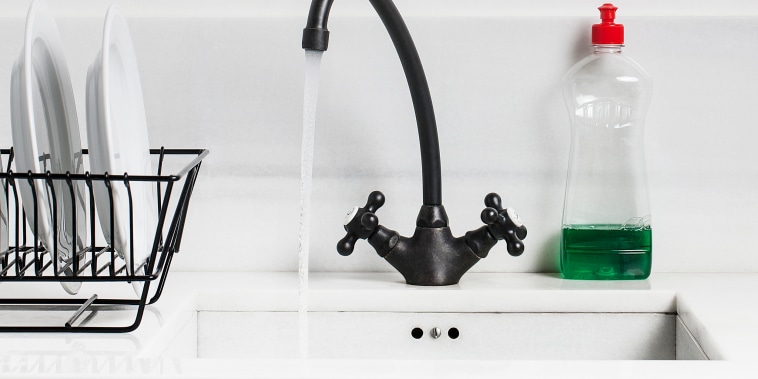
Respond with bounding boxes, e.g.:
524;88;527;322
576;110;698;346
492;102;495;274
0;147;208;332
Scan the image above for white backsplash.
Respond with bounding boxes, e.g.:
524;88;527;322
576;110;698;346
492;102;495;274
0;1;756;273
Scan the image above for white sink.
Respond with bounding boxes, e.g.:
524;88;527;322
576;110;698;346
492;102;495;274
160;309;707;360
0;273;743;378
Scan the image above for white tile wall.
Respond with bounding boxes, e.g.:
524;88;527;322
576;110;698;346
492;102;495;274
0;1;756;273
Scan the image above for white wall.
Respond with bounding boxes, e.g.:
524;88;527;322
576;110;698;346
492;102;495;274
5;1;758;17
0;1;756;273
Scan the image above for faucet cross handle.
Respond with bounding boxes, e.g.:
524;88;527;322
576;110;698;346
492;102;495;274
480;193;528;256
337;191;385;256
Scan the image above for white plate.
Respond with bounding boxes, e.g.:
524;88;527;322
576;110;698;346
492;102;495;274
10;0;85;295
87;5;157;292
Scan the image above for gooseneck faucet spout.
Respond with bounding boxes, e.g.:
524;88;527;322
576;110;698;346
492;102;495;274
304;0;442;206
302;0;333;52
303;0;527;285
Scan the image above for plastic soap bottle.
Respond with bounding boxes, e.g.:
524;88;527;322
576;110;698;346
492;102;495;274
560;4;653;280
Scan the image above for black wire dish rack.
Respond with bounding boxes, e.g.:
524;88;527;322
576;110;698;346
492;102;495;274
0;147;208;332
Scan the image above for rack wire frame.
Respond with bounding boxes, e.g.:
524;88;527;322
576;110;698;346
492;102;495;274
0;147;208;332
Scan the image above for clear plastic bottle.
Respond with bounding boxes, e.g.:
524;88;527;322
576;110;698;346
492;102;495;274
560;4;653;280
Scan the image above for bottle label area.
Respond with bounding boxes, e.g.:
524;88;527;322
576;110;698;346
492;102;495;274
575;100;634;129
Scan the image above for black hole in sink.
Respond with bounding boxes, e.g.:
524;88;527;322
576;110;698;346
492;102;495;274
448;327;459;339
411;327;423;339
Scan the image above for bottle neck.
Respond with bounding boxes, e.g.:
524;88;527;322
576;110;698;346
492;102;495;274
593;44;623;54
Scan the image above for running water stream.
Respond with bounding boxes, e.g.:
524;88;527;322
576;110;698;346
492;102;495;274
298;49;323;359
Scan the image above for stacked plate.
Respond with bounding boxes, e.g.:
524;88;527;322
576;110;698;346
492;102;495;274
9;0;157;295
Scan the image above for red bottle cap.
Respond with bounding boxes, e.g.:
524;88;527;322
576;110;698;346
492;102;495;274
592;3;624;45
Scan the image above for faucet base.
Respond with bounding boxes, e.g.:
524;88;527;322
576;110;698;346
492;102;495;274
339;192;526;286
382;226;480;286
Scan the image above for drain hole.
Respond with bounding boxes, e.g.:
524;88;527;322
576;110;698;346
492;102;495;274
411;327;423;339
448;327;460;339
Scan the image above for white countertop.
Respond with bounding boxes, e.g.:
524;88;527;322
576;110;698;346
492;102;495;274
0;272;757;378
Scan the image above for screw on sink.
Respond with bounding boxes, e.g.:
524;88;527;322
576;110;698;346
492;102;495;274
430;327;441;339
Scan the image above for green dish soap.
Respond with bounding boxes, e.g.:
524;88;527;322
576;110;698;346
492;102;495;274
560;4;653;280
561;224;652;280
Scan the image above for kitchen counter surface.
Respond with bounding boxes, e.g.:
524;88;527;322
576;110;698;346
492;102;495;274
0;272;756;377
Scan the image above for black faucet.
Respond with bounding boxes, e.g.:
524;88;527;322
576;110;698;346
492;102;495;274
303;0;527;286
